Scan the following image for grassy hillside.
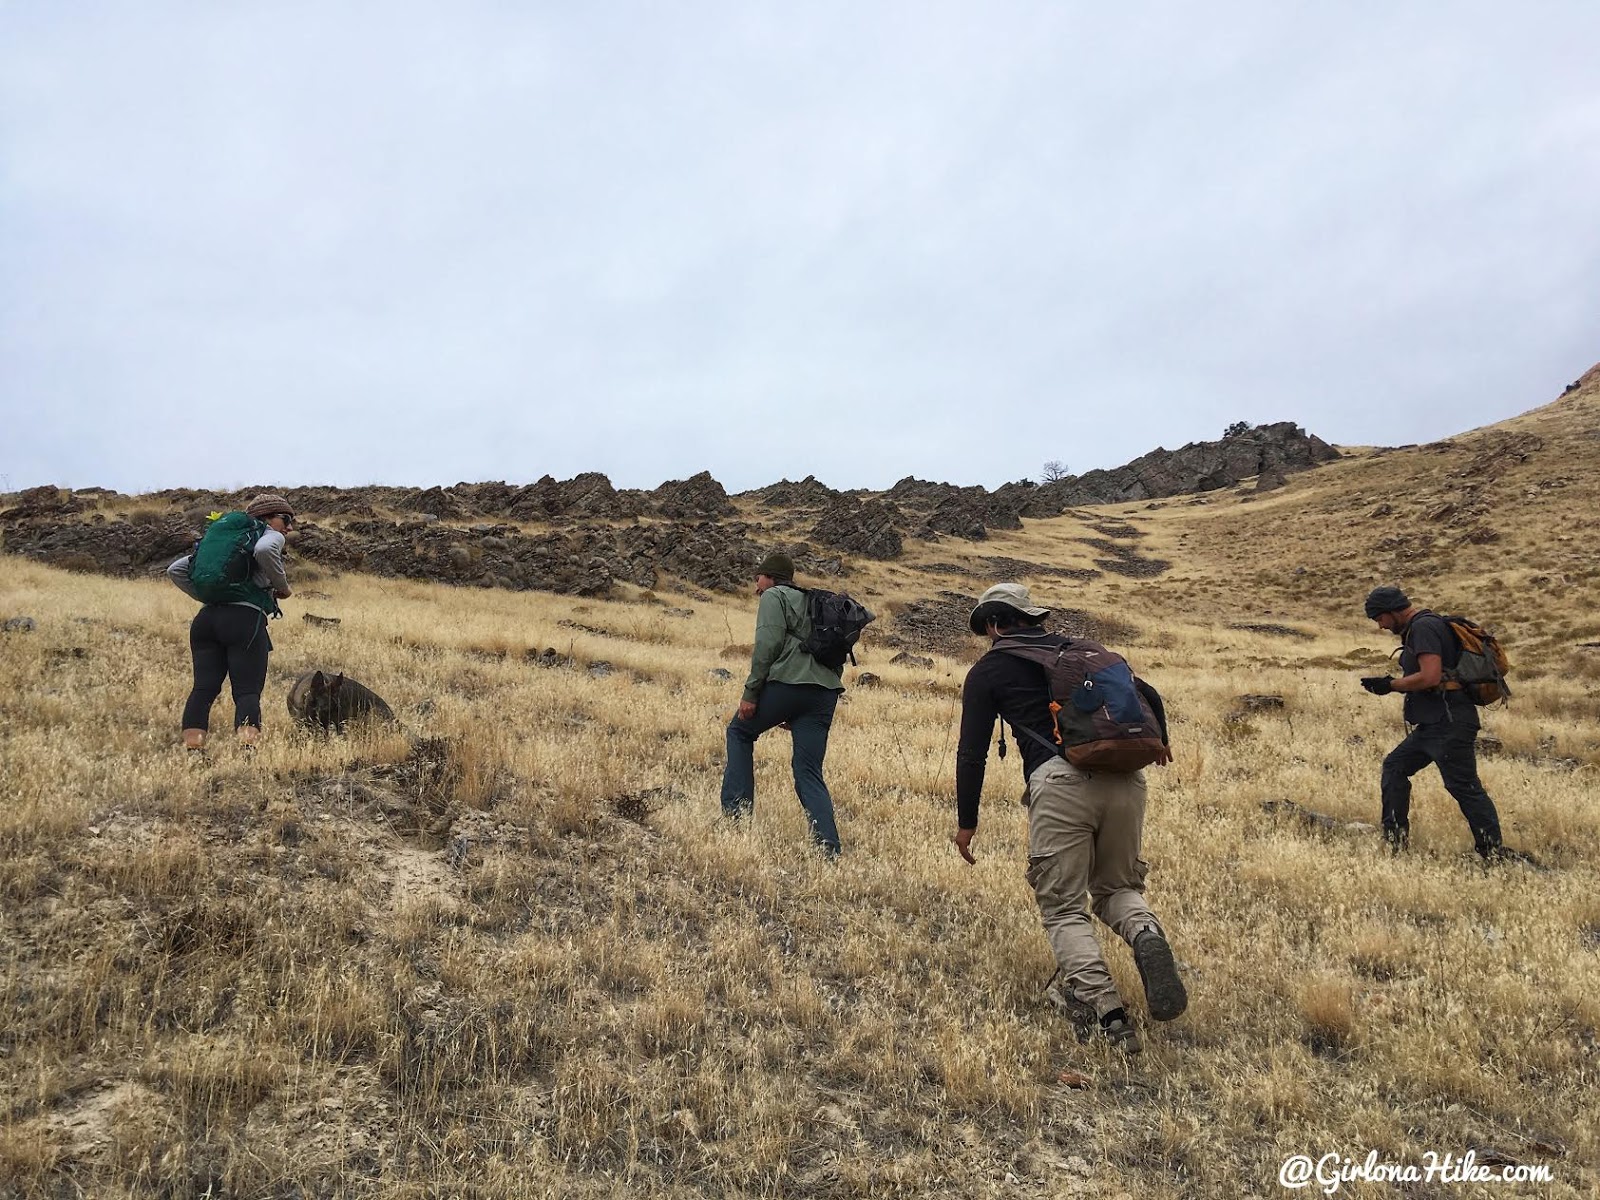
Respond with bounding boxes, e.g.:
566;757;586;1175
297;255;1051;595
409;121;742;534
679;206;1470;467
3;370;1598;1198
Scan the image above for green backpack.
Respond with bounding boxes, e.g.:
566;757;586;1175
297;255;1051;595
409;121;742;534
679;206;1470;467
189;512;278;613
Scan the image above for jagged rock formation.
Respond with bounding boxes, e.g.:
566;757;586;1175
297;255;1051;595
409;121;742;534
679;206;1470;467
649;471;736;520
747;475;842;510
1044;421;1340;508
809;498;904;560
1;422;1343;595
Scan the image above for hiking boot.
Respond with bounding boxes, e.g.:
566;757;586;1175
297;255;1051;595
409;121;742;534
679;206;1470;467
1043;971;1098;1043
1045;974;1141;1052
1383;826;1410;854
1098;1008;1142;1054
1133;929;1188;1022
1483;844;1538;868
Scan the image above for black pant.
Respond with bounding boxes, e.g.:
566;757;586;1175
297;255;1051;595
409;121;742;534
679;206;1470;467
182;605;272;731
1380;720;1502;856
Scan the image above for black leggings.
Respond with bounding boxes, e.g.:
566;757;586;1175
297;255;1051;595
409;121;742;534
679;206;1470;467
182;605;273;731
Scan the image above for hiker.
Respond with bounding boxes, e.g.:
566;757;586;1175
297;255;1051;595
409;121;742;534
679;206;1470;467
1360;586;1505;859
167;494;295;749
720;552;848;856
953;583;1187;1052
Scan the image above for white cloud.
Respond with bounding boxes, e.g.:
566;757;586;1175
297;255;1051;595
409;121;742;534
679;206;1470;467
3;2;1597;493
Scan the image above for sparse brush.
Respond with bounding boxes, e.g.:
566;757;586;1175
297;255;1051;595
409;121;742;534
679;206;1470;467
1292;972;1357;1058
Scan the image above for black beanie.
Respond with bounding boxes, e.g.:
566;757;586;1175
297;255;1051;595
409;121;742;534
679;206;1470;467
1364;585;1410;619
757;552;794;580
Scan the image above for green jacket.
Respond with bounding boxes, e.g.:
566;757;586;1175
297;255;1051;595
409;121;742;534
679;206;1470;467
743;584;845;702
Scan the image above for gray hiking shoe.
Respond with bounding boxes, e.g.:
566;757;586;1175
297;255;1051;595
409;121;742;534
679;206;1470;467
1045;973;1140;1052
1133;929;1189;1022
1044;971;1098;1043
1098;1009;1142;1054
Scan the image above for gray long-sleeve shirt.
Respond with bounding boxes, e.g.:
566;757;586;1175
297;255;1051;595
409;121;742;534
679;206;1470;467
168;527;289;612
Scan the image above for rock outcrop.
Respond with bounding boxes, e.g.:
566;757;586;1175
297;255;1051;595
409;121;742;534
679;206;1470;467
0;419;1346;598
809;498;904;560
648;471;736;519
1040;422;1340;510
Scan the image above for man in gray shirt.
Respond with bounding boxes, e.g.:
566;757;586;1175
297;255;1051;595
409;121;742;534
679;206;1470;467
1360;585;1504;859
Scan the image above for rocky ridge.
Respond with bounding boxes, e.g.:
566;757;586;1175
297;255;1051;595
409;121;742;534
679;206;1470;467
1;422;1338;596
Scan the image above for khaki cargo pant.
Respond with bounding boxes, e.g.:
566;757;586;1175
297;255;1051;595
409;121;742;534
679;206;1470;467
1025;756;1162;1016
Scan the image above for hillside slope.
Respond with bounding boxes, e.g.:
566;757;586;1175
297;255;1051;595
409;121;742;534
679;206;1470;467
1;368;1597;1198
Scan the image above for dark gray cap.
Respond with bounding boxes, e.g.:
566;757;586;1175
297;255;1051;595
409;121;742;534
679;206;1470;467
1364;585;1410;619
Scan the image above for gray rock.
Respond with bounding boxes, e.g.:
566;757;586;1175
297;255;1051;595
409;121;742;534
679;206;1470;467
707;668;733;681
2;616;37;633
889;651;935;669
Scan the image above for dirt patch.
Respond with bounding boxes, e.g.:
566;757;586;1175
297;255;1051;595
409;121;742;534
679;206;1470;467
44;1081;165;1155
886;594;1137;654
1095;555;1171;579
1052;609;1141;644
1230;623;1316;641
383;845;459;911
1085;521;1143;540
910;557;1101;583
1078;538;1170;579
977;556;1102;582
885;592;979;656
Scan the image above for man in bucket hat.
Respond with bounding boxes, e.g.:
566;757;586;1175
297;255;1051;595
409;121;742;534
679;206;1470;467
952;582;1186;1053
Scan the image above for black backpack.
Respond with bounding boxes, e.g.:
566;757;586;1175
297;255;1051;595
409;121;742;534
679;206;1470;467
787;586;875;671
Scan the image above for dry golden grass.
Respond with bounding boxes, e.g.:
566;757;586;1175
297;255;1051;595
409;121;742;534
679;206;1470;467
4;387;1600;1197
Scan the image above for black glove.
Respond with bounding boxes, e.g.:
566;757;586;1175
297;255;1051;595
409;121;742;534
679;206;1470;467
1360;676;1394;696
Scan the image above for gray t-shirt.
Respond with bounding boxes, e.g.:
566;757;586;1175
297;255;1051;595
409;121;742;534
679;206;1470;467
1400;611;1477;727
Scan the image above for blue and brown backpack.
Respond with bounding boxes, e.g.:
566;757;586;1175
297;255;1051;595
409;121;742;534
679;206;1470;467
995;632;1171;772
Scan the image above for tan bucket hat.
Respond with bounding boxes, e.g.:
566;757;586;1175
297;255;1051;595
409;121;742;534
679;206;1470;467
968;582;1050;633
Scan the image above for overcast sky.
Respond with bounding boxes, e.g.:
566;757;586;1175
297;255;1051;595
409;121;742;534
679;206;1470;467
3;3;1597;496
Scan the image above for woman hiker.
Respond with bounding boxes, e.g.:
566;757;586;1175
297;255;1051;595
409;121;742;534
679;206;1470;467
167;494;295;749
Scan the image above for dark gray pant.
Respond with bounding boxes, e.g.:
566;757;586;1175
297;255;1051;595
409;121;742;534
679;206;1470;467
182;605;272;731
720;682;841;853
1381;720;1502;856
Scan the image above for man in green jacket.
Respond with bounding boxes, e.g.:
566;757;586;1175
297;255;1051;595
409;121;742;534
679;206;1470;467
720;552;847;855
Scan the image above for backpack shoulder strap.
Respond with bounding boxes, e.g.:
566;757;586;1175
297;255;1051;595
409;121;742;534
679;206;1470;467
1014;722;1063;758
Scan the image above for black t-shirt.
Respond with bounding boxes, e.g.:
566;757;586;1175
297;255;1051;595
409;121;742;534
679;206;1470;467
1401;611;1478;727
